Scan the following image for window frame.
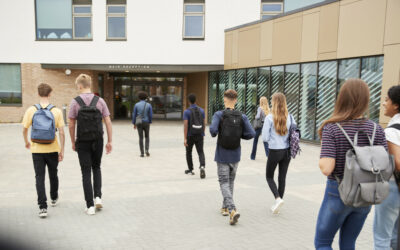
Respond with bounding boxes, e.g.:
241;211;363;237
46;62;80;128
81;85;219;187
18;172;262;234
72;4;92;40
260;2;283;20
182;3;205;40
106;4;127;41
0;63;22;107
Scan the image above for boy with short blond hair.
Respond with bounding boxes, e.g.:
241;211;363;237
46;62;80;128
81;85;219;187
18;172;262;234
22;83;65;218
68;74;113;215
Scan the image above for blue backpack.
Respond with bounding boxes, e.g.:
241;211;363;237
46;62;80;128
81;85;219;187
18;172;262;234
31;104;56;144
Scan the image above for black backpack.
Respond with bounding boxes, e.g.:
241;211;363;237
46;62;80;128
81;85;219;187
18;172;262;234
75;96;103;142
189;107;204;135
218;109;243;150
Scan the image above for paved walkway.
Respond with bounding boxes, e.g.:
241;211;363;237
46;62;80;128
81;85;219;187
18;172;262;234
0;121;374;249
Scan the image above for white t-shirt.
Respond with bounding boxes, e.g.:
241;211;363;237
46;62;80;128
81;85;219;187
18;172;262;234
385;113;400;180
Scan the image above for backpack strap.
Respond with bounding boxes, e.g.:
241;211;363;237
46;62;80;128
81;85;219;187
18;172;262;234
336;123;354;147
75;96;86;107
89;95;100;107
354;123;376;146
389;124;400;130
45;104;55;111
141;102;147;118
34;104;41;110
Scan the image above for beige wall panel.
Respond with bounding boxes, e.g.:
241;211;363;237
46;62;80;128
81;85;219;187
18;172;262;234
384;0;400;45
272;16;303;65
340;0;362;6
186;72;208;122
260;59;273;66
273;12;302;23
232;31;239;65
380;44;400;126
301;12;320;62
318;51;337;61
318;2;339;54
260;21;273;61
303;7;320;15
224;33;233;69
238;26;261;68
337;0;386;58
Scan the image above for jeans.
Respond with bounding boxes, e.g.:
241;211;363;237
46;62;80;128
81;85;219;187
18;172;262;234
314;179;371;250
76;138;103;208
373;180;400;250
186;135;205;171
217;162;238;211
250;128;269;160
32;153;59;209
137;123;150;155
266;149;290;198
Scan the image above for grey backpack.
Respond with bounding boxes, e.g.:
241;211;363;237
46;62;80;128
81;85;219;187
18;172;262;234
336;123;394;207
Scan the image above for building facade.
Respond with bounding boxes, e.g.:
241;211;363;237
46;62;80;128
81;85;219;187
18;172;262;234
210;0;400;142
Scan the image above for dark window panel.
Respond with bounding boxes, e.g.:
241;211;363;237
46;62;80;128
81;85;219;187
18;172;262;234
257;67;270;102
107;0;126;4
0;64;22;105
271;66;284;96
235;69;246;113
299;63;317;141
245;68;258;121
284;64;300;122
73;0;92;4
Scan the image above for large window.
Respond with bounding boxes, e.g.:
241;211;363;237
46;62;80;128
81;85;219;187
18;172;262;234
107;0;127;40
183;0;205;39
261;0;283;20
246;68;258;120
299;63;317;141
0;64;22;105
35;0;92;40
284;64;300;121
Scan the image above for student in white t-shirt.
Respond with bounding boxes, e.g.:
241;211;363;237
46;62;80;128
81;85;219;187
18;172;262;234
373;85;400;249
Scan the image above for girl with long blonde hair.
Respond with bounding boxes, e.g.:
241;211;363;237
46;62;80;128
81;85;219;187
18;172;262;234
250;96;270;160
262;93;295;214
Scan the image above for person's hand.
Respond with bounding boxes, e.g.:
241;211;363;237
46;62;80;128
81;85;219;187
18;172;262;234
134;125;137;130
184;139;188;147
25;142;31;149
72;143;76;152
106;142;112;154
58;151;64;162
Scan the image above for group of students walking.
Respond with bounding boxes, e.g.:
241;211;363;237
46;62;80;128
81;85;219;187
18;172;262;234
22;74;399;249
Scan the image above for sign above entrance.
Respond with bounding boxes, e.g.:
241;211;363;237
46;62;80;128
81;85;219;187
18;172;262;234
108;65;151;70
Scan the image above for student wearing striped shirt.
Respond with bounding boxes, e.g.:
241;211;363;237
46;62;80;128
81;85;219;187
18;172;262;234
314;79;388;249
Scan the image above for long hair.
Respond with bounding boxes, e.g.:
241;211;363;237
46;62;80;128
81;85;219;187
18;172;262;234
318;78;370;138
259;96;270;115
271;93;288;136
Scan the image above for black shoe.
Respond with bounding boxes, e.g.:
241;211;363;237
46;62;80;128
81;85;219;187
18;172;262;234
140;154;144;157
200;166;206;179
146;152;150;157
185;170;195;175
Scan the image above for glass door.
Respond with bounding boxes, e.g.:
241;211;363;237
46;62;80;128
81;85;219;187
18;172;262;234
114;84;132;119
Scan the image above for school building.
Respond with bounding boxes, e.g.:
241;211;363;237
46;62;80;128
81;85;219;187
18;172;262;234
0;0;399;142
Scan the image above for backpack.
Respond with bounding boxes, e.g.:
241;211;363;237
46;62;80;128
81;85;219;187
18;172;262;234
336;123;394;207
189;107;204;135
136;102;148;126
31;104;56;144
289;114;301;159
218;109;243;150
75;96;103;142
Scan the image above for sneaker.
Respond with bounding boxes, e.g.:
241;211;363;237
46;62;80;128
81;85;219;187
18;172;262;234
50;198;58;207
146;151;150;157
220;208;229;216
200;166;206;179
85;206;96;215
271;198;284;214
229;210;240;225
39;208;47;218
185;170;195;175
140;154;144;158
95;197;103;209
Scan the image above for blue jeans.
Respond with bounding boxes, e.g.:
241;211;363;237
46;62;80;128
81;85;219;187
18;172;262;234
250;128;269;160
373;180;400;250
314;179;371;250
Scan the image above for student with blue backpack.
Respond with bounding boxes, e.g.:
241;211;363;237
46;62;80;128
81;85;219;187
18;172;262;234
22;83;65;218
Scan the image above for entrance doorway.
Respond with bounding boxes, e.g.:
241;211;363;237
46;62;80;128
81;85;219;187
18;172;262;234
113;76;184;120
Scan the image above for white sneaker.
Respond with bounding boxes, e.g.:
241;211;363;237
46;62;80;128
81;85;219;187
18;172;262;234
95;197;103;209
39;208;48;218
85;206;96;215
271;198;284;214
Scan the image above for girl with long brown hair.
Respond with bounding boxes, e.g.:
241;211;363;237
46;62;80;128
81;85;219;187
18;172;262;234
315;79;388;249
250;96;270;160
262;93;295;214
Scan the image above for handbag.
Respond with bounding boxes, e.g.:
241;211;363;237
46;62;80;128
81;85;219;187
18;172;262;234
252;117;263;130
136;102;147;126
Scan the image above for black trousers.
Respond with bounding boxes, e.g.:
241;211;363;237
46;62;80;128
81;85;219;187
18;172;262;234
32;152;59;209
137;123;150;155
186;135;205;171
76;138;103;208
266;149;291;199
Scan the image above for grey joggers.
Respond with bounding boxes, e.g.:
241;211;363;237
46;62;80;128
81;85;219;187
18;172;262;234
217;162;239;212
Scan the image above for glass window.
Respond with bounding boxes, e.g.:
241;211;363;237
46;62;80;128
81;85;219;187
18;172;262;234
74;17;91;38
246;68;258;121
316;61;337;140
260;2;283;20
183;3;205;39
361;56;384;123
74;6;91;13
208;72;218;122
98;74;104;97
36;0;73;40
107;2;127;40
257;67;270;102
235;69;246;113
299;63;317;141
271;66;284;96
284;64;300;121
338;58;360;91
0;64;22;105
227;70;236;90
217;71;227;110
